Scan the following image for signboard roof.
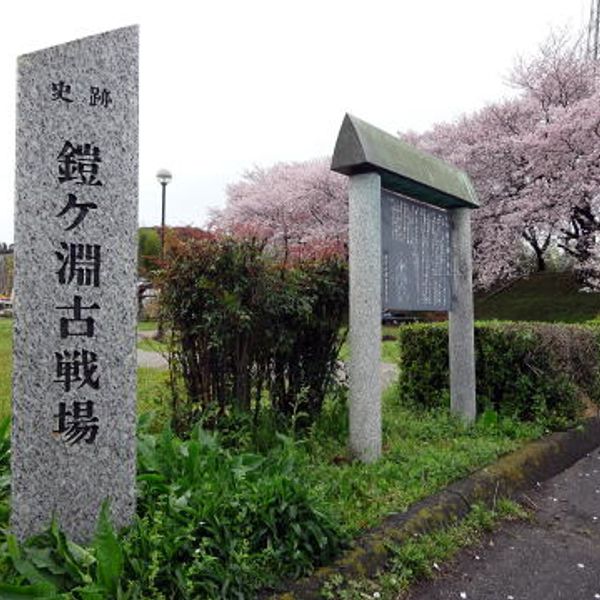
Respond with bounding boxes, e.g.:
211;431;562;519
331;114;479;209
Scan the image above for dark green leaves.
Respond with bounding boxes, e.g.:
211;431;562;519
397;321;598;427
158;234;348;434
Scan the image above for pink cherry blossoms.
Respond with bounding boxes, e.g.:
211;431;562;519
211;158;348;260
214;32;600;290
414;32;600;288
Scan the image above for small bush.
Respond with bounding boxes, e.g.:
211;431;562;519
397;321;600;427
159;232;348;434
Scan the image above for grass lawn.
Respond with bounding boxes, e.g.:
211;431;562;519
0;319;11;420
137;320;158;331
339;325;400;365
475;271;600;323
0;320;170;422
303;384;542;535
137;337;168;353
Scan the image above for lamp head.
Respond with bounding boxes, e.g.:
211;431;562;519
156;169;172;185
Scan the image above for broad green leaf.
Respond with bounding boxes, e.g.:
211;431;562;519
66;539;96;570
93;502;124;596
47;519;90;583
6;535;59;589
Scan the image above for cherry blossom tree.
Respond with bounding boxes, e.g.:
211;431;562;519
412;31;600;288
212;158;348;261
215;32;600;289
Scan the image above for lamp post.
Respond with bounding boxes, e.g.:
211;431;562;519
156;168;172;260
155;168;172;339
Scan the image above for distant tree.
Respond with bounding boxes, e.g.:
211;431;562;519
211;158;348;261
138;227;161;276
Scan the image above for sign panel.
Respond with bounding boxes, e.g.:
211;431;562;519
381;189;451;311
12;26;138;541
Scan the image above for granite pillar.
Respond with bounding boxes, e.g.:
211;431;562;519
348;172;382;462
449;208;476;422
12;26;139;542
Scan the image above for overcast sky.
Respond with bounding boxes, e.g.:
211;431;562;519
0;0;590;243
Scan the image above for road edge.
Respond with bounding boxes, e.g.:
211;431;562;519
270;417;600;599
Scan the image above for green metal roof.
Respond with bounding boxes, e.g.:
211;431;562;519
331;114;479;209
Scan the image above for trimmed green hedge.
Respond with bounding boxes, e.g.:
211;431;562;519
397;321;600;426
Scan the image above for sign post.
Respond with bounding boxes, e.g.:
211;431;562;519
332;114;479;462
12;26;139;542
348;172;382;463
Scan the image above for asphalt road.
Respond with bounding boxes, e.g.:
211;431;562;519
407;447;600;600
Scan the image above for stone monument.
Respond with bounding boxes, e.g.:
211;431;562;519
12;26;139;541
331;114;479;462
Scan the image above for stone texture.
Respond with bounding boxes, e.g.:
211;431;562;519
334;115;479;462
449;208;476;422
348;173;382;463
12;26;138;542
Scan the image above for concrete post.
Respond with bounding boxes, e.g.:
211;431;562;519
449;208;477;422
348;172;382;462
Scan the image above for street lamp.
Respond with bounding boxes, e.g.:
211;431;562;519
155;169;172;340
156;169;172;261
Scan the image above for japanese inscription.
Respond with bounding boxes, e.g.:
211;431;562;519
381;190;451;311
12;26;139;542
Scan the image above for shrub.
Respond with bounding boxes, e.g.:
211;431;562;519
397;321;600;427
159;232;347;434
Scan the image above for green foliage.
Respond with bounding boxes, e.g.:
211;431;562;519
159;233;348;434
304;384;543;536
128;424;344;596
0;453;128;600
0;319;12;421
137;228;161;276
0;315;549;598
0;379;546;598
0;422;344;599
397;321;600;427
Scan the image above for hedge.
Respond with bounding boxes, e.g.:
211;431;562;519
397;321;600;426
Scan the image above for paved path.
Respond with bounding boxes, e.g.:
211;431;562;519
136;330;168;369
381;362;398;389
137;348;168;369
407;447;600;600
136;329;400;387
